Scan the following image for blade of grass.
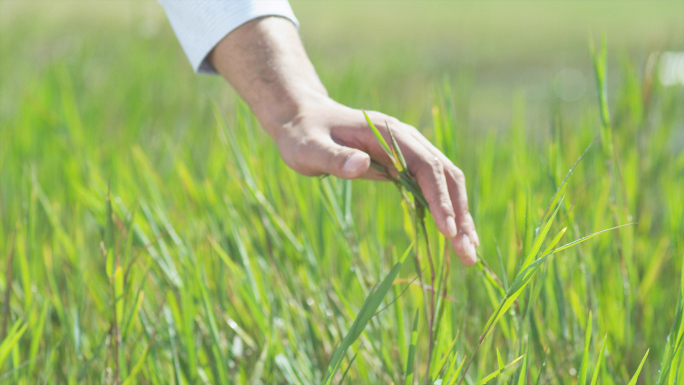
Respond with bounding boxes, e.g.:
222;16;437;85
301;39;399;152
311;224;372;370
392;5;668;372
446;356;467;385
578;311;593;385
405;309;420;385
339;346;361;384
363;110;394;161
0;321;27;368
431;330;461;380
324;244;413;384
520;198;563;271
460;223;633;385
656;257;684;385
627;349;649;385
387;123;407;172
473;354;525;385
589;335;607;385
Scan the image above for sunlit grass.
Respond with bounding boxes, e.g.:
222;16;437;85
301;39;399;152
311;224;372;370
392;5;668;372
1;7;683;385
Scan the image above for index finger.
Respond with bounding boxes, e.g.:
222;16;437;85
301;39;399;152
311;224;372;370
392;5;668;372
404;124;479;264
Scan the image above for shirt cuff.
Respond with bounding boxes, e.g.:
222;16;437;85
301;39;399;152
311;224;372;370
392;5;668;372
159;1;299;75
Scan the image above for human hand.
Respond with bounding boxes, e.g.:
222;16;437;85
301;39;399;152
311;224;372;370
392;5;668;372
273;98;480;266
208;17;478;265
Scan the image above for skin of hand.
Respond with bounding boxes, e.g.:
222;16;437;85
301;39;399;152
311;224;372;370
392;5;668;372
208;16;480;266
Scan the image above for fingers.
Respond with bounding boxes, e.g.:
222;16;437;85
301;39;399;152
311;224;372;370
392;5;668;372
407;154;458;239
275;108;479;267
381;119;478;266
451;234;478;267
407;128;480;247
281;135;371;179
446;168;479;246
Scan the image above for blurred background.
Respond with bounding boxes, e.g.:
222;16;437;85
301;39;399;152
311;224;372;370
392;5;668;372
1;1;683;383
2;0;683;136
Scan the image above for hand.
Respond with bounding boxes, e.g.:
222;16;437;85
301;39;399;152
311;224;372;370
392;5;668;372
273;98;480;266
208;16;479;265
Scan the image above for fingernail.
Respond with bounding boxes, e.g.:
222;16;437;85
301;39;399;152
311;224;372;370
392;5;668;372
462;234;478;265
471;230;480;247
343;153;368;174
445;216;457;238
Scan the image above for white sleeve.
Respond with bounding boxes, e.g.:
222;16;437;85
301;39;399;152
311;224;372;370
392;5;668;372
158;0;299;75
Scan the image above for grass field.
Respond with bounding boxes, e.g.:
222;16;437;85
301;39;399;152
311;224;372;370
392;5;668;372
1;1;683;384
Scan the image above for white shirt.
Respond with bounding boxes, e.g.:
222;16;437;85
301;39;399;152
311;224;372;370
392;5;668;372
158;0;299;75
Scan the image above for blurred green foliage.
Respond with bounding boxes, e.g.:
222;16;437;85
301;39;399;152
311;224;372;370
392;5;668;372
1;1;683;384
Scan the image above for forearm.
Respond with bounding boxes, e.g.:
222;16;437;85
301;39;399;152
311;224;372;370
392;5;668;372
208;17;328;138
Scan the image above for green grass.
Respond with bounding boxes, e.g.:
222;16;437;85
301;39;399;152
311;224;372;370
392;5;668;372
1;1;683;384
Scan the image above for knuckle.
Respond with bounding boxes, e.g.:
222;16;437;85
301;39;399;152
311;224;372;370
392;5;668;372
384;116;401;127
413;156;444;181
450;167;466;184
458;221;474;234
329;145;346;159
368;112;399;128
365;110;384;121
426;157;443;173
438;201;454;215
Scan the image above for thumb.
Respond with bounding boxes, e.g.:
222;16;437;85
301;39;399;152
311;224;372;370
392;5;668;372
307;137;371;179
